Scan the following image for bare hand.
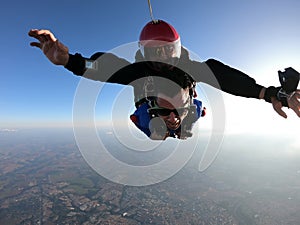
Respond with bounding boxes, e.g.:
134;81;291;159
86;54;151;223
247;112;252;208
28;29;69;66
271;89;300;118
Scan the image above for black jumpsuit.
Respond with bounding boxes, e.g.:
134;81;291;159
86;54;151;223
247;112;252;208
64;47;264;105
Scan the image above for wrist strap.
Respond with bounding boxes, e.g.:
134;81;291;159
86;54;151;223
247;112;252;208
277;89;290;107
264;86;289;107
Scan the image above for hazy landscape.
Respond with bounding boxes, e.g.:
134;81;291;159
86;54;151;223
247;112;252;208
1;127;300;225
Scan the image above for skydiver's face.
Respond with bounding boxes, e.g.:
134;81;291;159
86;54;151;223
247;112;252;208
140;39;181;71
156;89;190;130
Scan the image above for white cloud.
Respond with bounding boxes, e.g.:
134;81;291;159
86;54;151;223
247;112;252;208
0;128;18;132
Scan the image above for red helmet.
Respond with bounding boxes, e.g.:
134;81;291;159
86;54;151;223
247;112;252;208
139;20;181;64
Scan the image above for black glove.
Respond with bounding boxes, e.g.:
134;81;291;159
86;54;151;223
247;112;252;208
278;67;299;93
264;67;300;107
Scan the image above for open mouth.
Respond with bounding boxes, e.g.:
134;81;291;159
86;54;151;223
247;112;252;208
166;121;180;130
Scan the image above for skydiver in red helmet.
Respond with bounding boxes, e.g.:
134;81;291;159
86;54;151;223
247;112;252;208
139;20;181;68
28;19;300;140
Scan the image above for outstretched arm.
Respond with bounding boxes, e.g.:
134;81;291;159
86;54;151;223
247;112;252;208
189;58;300;118
28;29;69;66
28;29;132;84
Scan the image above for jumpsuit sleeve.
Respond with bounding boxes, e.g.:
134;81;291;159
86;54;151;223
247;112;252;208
64;52;138;84
64;52;153;87
188;58;264;99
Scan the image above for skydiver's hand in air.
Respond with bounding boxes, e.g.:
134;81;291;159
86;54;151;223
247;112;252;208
271;89;300;118
28;29;69;66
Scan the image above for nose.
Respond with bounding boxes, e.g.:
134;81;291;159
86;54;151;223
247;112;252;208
167;112;177;122
157;48;168;60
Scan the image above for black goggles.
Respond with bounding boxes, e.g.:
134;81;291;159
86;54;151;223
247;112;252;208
140;39;181;62
148;107;189;117
144;45;175;59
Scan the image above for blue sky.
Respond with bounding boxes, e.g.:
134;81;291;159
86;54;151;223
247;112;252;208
1;0;299;141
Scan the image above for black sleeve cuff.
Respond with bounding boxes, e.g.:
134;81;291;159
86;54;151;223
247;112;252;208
264;86;289;107
64;53;86;76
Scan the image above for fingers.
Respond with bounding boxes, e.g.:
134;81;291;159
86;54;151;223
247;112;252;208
294;90;300;100
291;107;300;117
28;29;57;43
28;29;39;37
275;107;288;119
271;98;287;118
289;95;299;109
288;90;300;117
29;42;41;48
